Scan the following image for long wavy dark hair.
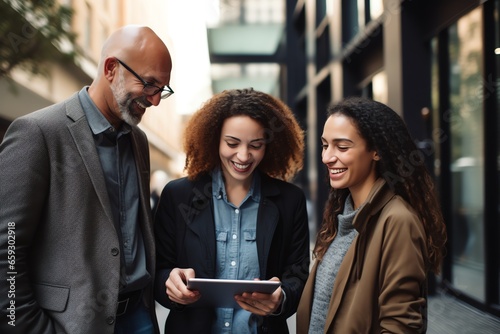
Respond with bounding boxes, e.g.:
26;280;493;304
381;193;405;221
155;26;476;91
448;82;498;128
313;97;447;274
183;88;304;181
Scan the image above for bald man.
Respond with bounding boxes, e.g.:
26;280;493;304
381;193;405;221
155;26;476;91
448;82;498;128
0;25;172;334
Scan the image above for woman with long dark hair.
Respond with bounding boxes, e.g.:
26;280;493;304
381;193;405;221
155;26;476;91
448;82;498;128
297;97;447;333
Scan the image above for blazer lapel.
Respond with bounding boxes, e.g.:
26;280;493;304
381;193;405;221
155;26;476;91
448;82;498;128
129;129;150;205
257;203;279;278
129;128;155;269
256;178;280;278
186;179;217;277
65;95;114;227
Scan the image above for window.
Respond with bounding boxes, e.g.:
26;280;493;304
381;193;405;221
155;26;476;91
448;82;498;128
448;7;485;301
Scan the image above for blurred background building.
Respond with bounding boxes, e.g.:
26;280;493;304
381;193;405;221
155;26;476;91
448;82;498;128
0;0;215;181
1;0;499;327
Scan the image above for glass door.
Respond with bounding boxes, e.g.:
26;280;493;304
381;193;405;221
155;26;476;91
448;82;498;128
448;7;485;302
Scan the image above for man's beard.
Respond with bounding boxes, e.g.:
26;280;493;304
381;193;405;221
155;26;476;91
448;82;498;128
118;95;141;126
110;72;146;126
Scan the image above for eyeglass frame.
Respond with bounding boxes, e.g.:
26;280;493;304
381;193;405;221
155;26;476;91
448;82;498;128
115;58;174;99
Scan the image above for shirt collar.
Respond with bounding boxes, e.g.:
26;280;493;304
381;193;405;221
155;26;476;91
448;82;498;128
211;166;261;203
78;87;131;136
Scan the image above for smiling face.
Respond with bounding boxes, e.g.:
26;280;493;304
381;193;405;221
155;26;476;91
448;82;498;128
219;115;266;187
109;66;153;126
321;114;379;207
94;26;173;128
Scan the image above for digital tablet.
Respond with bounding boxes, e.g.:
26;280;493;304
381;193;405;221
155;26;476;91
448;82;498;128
187;278;281;308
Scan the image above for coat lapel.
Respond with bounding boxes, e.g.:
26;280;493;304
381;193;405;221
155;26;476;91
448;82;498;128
65;94;114;228
324;179;393;332
129;128;154;269
297;260;319;332
256;199;279;278
323;235;359;332
129;129;150;203
256;176;280;278
185;178;217;276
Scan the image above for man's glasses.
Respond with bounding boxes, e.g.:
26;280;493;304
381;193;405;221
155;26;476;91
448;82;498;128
115;58;174;99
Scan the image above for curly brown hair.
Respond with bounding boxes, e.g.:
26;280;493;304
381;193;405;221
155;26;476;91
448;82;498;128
183;88;304;181
314;97;447;274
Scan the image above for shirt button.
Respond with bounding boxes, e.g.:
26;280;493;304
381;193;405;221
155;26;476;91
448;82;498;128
111;247;119;256
224;322;230;327
231;261;236;266
235;209;239;214
232;234;237;239
106;316;115;324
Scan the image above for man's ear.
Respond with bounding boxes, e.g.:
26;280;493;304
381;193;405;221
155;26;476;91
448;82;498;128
104;58;118;81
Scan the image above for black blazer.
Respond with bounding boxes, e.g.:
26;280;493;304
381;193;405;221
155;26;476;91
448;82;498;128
154;173;310;333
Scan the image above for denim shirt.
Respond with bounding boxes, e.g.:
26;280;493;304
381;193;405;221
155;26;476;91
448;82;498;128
78;87;150;293
211;167;261;334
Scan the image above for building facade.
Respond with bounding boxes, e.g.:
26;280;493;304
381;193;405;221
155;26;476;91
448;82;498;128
0;0;201;180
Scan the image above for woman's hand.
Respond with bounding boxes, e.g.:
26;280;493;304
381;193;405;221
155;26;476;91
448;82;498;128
235;277;283;316
165;268;201;305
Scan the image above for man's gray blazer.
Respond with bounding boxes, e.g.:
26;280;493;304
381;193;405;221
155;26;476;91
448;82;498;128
0;92;158;333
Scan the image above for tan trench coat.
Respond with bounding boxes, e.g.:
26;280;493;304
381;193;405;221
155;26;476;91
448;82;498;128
297;179;429;333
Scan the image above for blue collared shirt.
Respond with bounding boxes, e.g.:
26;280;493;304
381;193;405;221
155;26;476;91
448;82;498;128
211;167;261;334
78;87;150;293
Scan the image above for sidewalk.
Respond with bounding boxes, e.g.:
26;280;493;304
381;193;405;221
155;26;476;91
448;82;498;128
427;292;500;334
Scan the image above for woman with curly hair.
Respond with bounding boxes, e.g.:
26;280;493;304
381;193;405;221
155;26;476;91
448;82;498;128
154;88;310;333
297;97;447;333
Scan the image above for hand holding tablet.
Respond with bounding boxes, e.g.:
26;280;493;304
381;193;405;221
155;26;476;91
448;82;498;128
187;278;281;308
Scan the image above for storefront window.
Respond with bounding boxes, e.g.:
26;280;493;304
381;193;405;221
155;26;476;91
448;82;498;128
448;7;485;301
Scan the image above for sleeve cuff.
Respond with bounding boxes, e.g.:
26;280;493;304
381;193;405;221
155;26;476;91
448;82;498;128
269;289;286;316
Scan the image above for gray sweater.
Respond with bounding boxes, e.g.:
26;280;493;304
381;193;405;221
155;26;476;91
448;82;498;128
309;196;359;334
